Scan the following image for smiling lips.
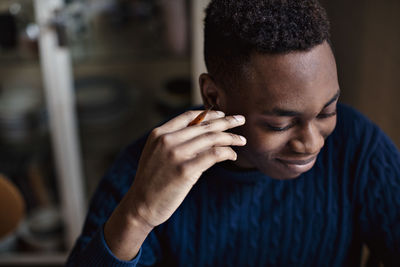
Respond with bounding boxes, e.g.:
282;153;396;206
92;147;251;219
277;156;317;174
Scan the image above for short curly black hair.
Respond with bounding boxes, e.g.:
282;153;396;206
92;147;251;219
204;0;331;90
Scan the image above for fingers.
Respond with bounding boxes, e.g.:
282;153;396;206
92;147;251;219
180;147;237;183
173;131;246;161
155;110;226;135
167;115;246;144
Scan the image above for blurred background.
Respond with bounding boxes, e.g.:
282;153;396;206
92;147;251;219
0;0;398;266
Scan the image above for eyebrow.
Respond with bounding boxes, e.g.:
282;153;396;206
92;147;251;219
263;89;341;117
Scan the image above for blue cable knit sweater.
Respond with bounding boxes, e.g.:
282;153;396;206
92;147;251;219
67;104;400;266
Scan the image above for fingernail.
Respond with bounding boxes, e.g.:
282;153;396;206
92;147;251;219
239;135;247;143
233;115;245;122
217;111;225;116
233;152;238;161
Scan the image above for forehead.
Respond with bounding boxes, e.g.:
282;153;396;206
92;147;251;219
242;42;338;110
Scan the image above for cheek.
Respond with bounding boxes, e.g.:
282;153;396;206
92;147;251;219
321;118;337;138
246;128;290;155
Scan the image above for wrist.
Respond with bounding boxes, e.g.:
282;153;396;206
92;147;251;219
121;193;155;233
104;200;153;261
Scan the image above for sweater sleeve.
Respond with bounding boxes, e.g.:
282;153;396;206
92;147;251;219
66;143;162;266
358;129;400;266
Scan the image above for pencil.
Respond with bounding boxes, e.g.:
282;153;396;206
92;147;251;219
187;105;214;126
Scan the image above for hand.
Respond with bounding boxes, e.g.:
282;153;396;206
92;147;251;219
126;110;246;227
104;110;246;260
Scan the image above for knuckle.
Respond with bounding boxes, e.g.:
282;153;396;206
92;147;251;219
224;116;236;124
167;147;181;161
211;147;221;157
229;133;242;143
150;127;162;139
213;147;235;160
200;120;212;129
176;163;189;177
159;134;173;147
204;131;216;139
228;132;237;140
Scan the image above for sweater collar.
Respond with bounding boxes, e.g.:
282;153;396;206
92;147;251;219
205;161;278;184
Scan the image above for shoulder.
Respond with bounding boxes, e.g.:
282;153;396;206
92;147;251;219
333;103;398;156
334;103;380;145
328;103;400;189
320;103;398;182
333;111;400;265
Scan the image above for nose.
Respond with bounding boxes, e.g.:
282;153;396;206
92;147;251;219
289;122;324;155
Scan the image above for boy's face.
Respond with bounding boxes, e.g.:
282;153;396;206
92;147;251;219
223;41;339;179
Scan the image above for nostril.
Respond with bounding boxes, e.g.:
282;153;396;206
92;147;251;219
305;135;325;154
289;134;325;154
289;139;306;153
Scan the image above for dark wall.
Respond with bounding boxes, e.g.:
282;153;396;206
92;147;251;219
320;0;400;147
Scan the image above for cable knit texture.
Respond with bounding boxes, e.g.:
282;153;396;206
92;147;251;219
67;104;400;266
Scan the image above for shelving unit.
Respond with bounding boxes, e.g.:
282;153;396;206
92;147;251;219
0;0;196;265
1;0;85;264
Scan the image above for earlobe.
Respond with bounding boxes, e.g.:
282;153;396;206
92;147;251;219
199;73;222;110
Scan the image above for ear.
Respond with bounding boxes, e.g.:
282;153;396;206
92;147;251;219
199;73;225;110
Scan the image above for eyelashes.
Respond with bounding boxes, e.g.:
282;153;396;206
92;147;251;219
266;111;337;132
267;124;294;132
316;111;337;119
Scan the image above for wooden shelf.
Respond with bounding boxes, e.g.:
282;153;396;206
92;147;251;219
0;252;67;266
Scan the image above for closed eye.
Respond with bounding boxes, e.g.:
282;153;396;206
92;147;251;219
266;111;336;131
317;111;337;119
266;123;295;132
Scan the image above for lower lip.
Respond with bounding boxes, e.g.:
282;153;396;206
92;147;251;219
277;157;317;174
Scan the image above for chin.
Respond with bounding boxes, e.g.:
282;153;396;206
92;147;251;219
238;151;313;180
276;173;302;180
255;162;306;180
259;155;318;180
